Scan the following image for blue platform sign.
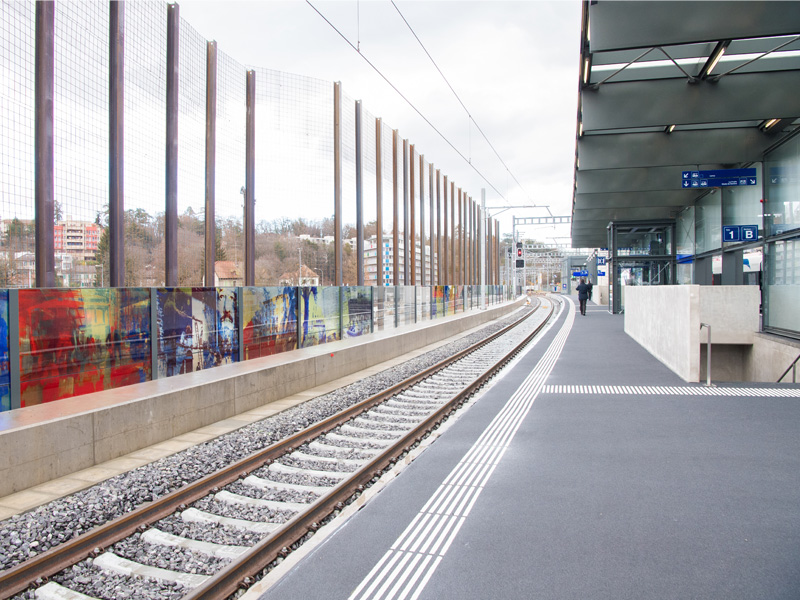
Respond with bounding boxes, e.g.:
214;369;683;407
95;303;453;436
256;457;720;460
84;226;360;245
723;225;759;242
682;168;757;189
572;270;589;277
598;270;606;277
597;256;606;266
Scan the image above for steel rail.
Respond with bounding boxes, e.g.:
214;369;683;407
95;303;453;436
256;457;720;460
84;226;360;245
184;297;556;600
0;300;542;600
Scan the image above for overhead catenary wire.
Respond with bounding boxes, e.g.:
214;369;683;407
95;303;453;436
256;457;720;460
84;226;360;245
390;0;541;210
306;0;505;199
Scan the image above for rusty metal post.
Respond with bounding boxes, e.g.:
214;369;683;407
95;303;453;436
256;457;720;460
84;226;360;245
245;70;256;286
109;1;125;288
428;162;434;286
418;154;425;286
204;41;217;287
392;130;399;285
375;118;383;286
450;182;456;285
165;3;179;287
442;176;448;284
457;189;463;284
35;1;55;288
403;138;410;285
409;144;415;285
355;100;364;286
495;220;500;285
333;82;342;286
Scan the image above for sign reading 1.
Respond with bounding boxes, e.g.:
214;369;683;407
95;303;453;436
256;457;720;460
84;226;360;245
722;225;758;242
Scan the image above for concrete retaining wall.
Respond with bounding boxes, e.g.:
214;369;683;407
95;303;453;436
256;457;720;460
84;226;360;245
0;301;522;497
624;286;760;382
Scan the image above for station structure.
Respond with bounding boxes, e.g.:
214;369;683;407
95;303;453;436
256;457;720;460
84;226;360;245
0;3;799;600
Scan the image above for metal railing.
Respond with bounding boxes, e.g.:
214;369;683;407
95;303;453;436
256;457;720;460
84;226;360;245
700;322;713;387
777;353;800;384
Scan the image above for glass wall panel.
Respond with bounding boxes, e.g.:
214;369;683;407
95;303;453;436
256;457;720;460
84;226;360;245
676;206;695;259
765;133;800;237
241;286;297;359
156;287;238;378
384;286;397;329
695;191;722;254
19;288;151;405
342;286;371;338
764;237;800;335
432;286;445;318
417;286;430;321
396;286;415;325
298;286;340;348
0;290;9;411
722;163;763;242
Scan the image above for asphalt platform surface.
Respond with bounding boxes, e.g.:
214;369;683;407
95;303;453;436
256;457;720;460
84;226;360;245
259;298;800;600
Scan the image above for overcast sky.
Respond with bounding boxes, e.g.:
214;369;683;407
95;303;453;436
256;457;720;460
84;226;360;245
176;0;581;245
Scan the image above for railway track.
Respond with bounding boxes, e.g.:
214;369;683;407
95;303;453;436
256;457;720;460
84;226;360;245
2;295;560;600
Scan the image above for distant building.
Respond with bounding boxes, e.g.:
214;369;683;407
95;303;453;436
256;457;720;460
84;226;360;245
213;261;243;287
365;236;432;286
280;264;319;286
54;219;101;261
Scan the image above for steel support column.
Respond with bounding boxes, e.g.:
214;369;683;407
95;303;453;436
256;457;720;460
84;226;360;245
333;82;342;286
458;189;463;284
204;41;217;287
355;100;364;286
409;144;415;285
245;70;255;286
109;0;125;288
419;154;425;286
375;118;383;287
35;1;55;288
450;181;455;285
392;130;399;285
428;163;434;285
442;175;452;285
403;139;410;285
165;3;179;286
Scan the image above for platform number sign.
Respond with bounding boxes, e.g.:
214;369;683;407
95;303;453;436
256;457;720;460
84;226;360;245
723;225;758;242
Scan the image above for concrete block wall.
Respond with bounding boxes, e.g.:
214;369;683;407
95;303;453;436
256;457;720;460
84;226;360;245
624;286;699;381
624;285;764;383
0;300;522;497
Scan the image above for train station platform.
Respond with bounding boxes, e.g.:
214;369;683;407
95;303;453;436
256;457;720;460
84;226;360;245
253;296;800;600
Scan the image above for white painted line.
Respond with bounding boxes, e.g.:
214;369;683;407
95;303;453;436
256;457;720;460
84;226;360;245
348;296;576;599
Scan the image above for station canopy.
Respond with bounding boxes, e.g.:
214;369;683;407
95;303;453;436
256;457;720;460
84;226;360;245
572;1;800;248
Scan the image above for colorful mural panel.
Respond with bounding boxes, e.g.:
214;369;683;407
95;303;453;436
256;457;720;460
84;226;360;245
299;287;341;348
156;288;238;378
454;285;465;312
242;287;297;359
18;288;151;406
432;286;445;318
0;290;9;411
342;287;372;338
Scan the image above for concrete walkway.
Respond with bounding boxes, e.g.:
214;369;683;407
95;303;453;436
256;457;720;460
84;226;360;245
256;296;800;600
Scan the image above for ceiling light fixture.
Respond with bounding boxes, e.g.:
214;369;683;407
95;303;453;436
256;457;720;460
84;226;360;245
762;118;779;131
701;40;730;78
583;58;590;84
665;124;676;134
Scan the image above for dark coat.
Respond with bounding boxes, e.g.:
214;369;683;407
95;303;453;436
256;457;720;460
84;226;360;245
576;282;589;300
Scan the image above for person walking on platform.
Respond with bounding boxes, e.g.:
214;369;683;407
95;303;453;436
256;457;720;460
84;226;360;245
587;278;593;302
576;278;589;316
